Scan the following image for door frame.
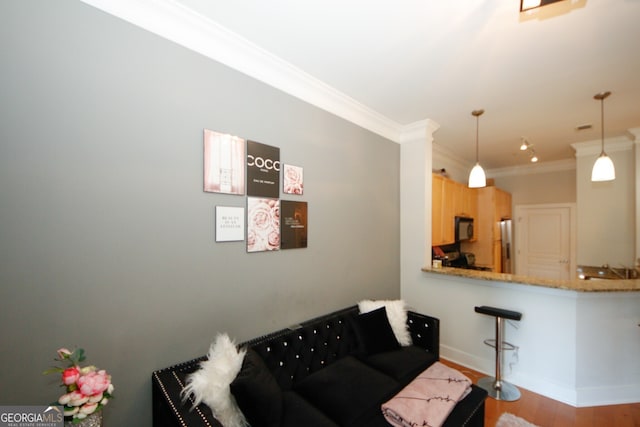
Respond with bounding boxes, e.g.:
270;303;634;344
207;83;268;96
514;203;577;279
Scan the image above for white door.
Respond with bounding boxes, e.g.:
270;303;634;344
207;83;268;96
515;204;576;280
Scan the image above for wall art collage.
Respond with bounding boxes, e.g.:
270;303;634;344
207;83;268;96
204;129;307;252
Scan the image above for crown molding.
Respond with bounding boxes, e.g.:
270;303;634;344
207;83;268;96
80;0;410;143
399;119;441;144
570;136;634;157
627;127;640;141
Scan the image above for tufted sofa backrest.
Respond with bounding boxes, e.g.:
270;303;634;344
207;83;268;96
246;306;360;390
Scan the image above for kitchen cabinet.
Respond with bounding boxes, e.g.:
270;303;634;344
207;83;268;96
432;174;454;245
471;186;512;272
431;174;478;246
453;181;478;222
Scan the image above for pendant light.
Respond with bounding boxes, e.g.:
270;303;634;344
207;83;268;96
468;109;487;188
591;91;615;182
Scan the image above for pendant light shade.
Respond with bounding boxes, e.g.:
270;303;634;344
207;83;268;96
469;163;486;188
468;109;486;188
591;91;615;182
591;153;615;182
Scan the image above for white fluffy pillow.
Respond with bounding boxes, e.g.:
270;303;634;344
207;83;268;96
358;299;412;346
181;333;248;427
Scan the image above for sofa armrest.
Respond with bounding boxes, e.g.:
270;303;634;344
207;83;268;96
152;356;222;427
407;311;440;359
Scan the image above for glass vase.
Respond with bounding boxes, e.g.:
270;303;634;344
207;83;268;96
64;411;102;427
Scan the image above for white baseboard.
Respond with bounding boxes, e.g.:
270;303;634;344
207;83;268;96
575;384;640;407
440;344;491;376
440;344;640;407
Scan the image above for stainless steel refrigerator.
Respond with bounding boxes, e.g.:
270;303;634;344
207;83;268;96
499;219;513;274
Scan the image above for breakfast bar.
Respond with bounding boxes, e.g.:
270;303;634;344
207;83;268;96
412;267;640;408
422;266;640;292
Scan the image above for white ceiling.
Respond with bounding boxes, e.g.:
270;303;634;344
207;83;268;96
88;0;640;170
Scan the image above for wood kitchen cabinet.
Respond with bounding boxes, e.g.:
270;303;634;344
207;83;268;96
432;174;454;245
471;186;512;272
431;174;478;246
453;181;478;221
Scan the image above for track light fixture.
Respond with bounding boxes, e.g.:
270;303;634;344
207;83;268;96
519;137;539;163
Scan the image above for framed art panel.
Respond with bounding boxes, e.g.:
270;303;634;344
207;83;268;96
246;140;280;198
283;164;304;195
204;130;246;195
247;197;280;252
280;200;307;249
215;206;245;242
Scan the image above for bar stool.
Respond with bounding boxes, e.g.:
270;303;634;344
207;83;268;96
474;305;522;401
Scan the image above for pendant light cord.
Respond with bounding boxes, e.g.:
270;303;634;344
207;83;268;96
594;91;610;155
600;96;605;155
471;109;484;163
476;114;480;162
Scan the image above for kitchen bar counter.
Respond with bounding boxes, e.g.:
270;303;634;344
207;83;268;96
421;266;640;292
415;266;640;407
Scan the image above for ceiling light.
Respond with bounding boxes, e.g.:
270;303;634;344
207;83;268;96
520;0;564;12
519;137;539;163
591;91;615;182
468;109;486;189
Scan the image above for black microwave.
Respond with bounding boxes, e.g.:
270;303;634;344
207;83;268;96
455;216;474;242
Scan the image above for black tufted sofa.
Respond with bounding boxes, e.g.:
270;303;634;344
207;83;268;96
152;305;487;427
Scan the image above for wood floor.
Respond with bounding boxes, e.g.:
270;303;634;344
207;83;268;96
440;359;640;427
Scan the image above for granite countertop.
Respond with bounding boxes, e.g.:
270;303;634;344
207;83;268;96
422;266;640;292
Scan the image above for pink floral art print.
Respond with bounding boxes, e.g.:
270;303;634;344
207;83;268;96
247;197;280;252
283;164;304;195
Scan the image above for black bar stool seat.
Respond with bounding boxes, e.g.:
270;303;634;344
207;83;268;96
474;305;522;401
475;305;522;321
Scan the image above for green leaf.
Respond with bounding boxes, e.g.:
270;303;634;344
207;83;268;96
72;348;86;364
43;367;64;375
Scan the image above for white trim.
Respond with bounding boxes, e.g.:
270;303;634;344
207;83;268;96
570;136;634;157
399;119;440;144
626;127;640;141
80;0;407;142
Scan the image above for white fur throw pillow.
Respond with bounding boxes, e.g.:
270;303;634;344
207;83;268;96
181;333;248;427
358;299;412;346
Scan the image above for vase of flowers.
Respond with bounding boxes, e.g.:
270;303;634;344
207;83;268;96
44;348;114;426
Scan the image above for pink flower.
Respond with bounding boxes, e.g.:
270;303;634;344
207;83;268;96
79;402;98;415
62;367;80;386
59;390;88;407
77;370;111;396
63;406;79;417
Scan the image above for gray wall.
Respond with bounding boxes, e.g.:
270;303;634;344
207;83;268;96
493;169;576;206
0;1;400;425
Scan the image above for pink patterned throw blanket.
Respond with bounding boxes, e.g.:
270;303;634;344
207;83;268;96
381;362;472;427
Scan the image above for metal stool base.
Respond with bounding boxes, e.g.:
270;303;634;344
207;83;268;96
478;376;521;401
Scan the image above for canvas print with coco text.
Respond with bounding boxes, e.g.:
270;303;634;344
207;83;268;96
203;129;246;195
